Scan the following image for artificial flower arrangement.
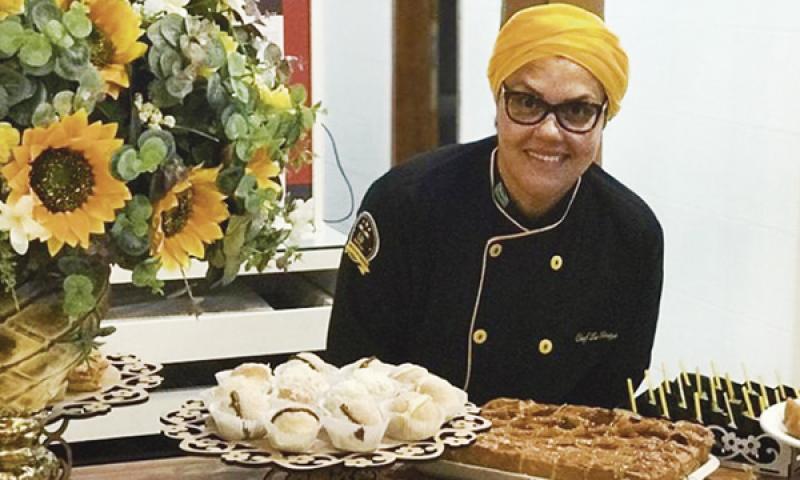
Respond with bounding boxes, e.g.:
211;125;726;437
0;0;318;357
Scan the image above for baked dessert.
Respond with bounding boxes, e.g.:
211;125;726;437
67;350;110;392
444;398;715;479
784;398;800;438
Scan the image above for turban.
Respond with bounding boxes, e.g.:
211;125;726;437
487;3;628;120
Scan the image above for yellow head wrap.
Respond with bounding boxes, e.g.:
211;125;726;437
487;3;628;120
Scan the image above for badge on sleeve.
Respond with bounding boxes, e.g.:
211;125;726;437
345;212;380;275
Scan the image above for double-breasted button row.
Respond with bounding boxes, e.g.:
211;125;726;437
472;328;553;355
487;242;563;272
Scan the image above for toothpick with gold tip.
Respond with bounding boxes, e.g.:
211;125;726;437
742;363;753;391
758;376;770;409
644;369;656;405
627;378;638;414
709;373;720;412
680;360;691;387
677;370;688;409
661;363;672;394
776;371;787;401
725;373;736;402
695;367;704;399
658;384;670;419
694;391;703;424
742;385;755;418
723;392;737;429
710;361;721;390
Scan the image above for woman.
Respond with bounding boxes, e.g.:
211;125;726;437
326;3;662;409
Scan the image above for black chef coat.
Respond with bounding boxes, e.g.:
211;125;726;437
325;135;663;408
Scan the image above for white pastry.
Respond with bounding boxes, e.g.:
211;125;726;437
386;391;445;441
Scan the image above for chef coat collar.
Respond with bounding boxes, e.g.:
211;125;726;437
490;148;581;231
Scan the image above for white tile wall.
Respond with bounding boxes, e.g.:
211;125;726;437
312;0;393;234
605;1;800;385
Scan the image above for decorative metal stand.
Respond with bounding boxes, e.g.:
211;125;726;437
161;402;491;472
0;353;163;480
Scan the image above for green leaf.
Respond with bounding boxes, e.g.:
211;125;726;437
114;228;149;256
206;72;227;111
63;274;96;318
132;258;164;295
127;195;153;223
226;52;246;77
159;48;183;78
52;90;74;116
221;215;249;285
159;14;184;48
148;80;181;108
165;73;193;99
62;7;92;39
31;102;55;127
290;84;307;105
0;65;34;105
8;80;46;125
137;128;176;158
216;166;243;196
139;137;168;170
19;32;52;68
0;86;8;119
30;0;61;32
228;78;249;103
206;36;225;69
111;146;140;181
224;112;248;140
0;21;24;55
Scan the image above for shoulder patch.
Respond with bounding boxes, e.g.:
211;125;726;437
345;212;380;275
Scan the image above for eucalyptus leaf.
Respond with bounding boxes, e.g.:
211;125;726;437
229;78;249;103
159;14;184;48
159;48;183;78
224;112;248;140
206;37;225;69
62;7;92;38
138;128;176;158
146;22;167;49
0;86;8;119
0;22;24;55
226;52;246;77
165;73;193;99
206;72;227;111
19;32;52;68
7;80;46;125
216;166;243;196
148;80;181;108
148;47;163;79
31;101;55;127
30;0;61;32
221;215;249;285
0;65;35;105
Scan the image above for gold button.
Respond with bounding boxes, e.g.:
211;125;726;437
473;329;488;345
550;255;563;271
539;339;553;355
489;243;503;258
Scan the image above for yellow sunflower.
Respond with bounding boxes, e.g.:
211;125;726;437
0;122;20;163
2;110;131;256
151;166;229;271
246;147;281;191
0;0;22;20
85;0;147;98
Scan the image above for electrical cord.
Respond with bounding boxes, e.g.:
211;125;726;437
321;122;356;224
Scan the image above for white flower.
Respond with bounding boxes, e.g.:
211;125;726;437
0;196;50;255
287;199;314;245
141;0;189;18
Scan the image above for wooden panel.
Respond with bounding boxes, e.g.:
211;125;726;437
393;0;439;166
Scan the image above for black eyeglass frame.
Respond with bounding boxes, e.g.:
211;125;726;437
501;84;608;134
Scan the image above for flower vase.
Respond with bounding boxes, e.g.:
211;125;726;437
0;268;110;478
0;412;61;480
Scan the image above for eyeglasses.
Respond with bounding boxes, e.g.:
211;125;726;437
502;85;607;134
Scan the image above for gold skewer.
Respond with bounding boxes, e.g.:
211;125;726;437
710;375;720;411
725;373;736;401
711;361;722;390
695;368;703;399
627;378;638;414
661;363;671;394
742;386;755;418
645;369;656;405
742;364;753;392
680;361;691;387
776;371;787;401
723;392;737;429
758;376;770;408
677;371;688;408
659;384;670;419
694;392;703;424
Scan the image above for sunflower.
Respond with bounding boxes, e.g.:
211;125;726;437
151;166;229;271
0;0;22;20
1;110;131;256
246;147;281;191
85;0;147;98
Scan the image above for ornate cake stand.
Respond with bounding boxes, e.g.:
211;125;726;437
161;401;491;472
45;353;163;479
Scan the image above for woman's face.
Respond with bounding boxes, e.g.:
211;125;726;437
496;56;606;216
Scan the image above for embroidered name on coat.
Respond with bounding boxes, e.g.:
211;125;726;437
345;211;380;275
575;331;619;344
